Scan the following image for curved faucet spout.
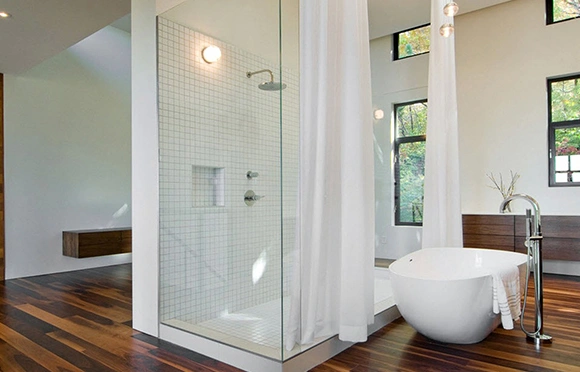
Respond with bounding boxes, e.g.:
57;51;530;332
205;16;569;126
499;193;540;215
499;193;541;235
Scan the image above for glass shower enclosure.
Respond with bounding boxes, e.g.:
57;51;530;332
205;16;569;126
157;0;299;362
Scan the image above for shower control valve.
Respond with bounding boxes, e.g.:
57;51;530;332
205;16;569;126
244;190;265;206
247;171;259;179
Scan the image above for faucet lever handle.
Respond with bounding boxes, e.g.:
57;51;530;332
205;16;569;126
525;209;532;237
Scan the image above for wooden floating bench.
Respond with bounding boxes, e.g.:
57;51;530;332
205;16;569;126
63;227;132;258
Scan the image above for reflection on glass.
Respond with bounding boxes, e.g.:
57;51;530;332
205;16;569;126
397;25;431;59
399;141;425;223
555;155;569;171
555;173;568;183
396;101;428;138
553;0;580;23
571;155;580;170
551;77;580;122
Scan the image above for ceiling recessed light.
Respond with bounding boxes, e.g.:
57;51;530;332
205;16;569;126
0;11;11;18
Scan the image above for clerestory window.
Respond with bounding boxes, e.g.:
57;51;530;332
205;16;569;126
393;24;430;61
546;0;580;24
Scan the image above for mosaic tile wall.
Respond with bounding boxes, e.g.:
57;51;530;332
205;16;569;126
157;17;299;325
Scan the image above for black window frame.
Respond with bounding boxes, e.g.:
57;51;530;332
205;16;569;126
394;99;427;226
546;0;580;25
548;73;580;187
393;23;430;61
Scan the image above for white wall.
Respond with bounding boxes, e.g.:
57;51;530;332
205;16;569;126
4;26;132;279
456;0;580;215
373;0;580;260
132;0;160;337
160;0;299;72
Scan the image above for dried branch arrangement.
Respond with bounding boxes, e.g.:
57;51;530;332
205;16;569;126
486;171;520;212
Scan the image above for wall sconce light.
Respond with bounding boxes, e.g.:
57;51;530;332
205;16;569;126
0;11;11;18
202;45;221;64
374;109;385;120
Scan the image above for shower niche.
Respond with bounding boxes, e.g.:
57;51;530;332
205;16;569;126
191;165;225;207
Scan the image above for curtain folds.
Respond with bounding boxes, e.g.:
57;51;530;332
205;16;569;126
422;0;464;249
285;0;375;351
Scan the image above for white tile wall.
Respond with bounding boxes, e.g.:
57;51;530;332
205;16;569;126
157;16;299;340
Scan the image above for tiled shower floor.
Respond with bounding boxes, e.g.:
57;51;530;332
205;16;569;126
198;297;286;350
164;269;394;360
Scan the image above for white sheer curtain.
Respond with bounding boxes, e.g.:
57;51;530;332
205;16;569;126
285;0;375;351
422;0;463;249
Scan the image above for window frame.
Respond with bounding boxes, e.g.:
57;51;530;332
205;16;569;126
394;99;427;226
547;74;580;187
546;0;580;25
393;23;431;61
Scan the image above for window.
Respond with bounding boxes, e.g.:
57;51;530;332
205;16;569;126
547;0;580;24
394;100;427;225
393;24;430;60
548;74;580;186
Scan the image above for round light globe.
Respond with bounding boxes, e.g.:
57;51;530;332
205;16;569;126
439;23;455;38
443;2;459;17
202;45;221;64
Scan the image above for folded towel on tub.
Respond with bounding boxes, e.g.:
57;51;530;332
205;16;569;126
491;265;521;330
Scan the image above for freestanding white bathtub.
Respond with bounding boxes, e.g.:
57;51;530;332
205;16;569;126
389;247;528;344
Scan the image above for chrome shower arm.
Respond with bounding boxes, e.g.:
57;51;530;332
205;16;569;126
246;69;274;83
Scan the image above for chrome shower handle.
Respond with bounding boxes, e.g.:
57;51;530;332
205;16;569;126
244;190;265;206
247;171;259;179
245;194;265;201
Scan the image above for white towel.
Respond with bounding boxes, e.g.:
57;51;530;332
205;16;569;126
491;265;521;330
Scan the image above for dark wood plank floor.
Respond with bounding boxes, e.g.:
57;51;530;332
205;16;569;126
0;265;241;372
315;273;580;372
1;264;579;371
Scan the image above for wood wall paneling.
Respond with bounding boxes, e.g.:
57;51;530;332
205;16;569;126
515;237;580;261
515;215;580;238
462;214;515;251
463;234;515;251
464;214;580;261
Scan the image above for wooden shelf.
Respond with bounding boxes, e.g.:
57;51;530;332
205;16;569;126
63;227;131;258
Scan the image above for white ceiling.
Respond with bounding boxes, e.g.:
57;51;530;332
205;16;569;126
368;0;513;40
0;0;511;75
0;0;130;74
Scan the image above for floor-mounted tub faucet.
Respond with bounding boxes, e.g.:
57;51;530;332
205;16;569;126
499;194;552;345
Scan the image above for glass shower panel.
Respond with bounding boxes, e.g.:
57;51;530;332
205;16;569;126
157;0;299;361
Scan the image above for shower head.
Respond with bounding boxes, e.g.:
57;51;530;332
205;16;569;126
246;69;287;91
259;81;287;91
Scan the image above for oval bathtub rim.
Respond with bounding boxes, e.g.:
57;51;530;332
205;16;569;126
389;247;528;282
